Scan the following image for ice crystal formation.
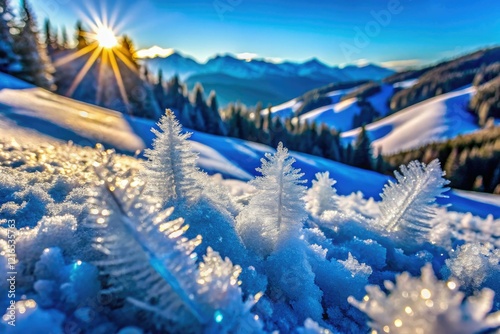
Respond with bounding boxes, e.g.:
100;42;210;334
0;110;498;333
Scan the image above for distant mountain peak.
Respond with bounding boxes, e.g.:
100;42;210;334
304;57;326;65
140;48;395;85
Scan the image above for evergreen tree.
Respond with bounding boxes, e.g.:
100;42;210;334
207;90;225;135
266;104;273;132
119;34;138;67
254;101;263;130
236;142;307;258
14;0;55;89
351;126;373;170
43;18;56;53
165;75;185;112
153;69;166;109
0;0;20;74
60;26;69;50
75;20;87;49
191;83;209;131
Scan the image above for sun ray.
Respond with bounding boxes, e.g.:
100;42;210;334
113;47;139;74
96;48;110;105
108;50;131;113
66;46;103;97
100;2;109;28
54;43;98;67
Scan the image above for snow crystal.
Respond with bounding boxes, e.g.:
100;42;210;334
338;253;373;277
350;264;500;334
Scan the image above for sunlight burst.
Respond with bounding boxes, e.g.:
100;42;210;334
95;27;118;49
54;12;137;114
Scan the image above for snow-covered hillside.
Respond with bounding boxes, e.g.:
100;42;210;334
270;81;484;156
342;86;481;154
0;73;497;217
266;82;400;133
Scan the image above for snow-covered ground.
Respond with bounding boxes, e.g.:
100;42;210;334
342;86;480;154
265;83;395;132
264;80;481;156
299;84;394;131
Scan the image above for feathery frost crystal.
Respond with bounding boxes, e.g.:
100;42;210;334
377;159;450;241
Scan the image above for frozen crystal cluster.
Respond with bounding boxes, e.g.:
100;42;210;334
0;110;499;333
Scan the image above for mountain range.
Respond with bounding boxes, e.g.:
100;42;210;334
141;51;395;107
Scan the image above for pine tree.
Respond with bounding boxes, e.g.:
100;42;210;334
351;126;372;170
60;26;69;50
153;69;166;109
236;142;307;258
141;109;202;205
119;34;138;67
207;90;225;135
192;83;207;131
0;0;20;74
43;18;55;53
14;0;55;89
165;75;185;112
75;20;87;49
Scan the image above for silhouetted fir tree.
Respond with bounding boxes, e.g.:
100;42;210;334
75;20;87;49
351;126;372;170
153;69;166;109
191;83;207;131
207;90;225;135
14;0;55;89
444;147;459;179
43;18;56;54
254;102;263;130
165;75;185;112
0;0;21;75
327;130;343;162
373;148;386;173
180;103;193;128
60;26;69;50
344;143;354;165
142;66;150;83
265;104;273;132
270;117;286;147
119;35;138;67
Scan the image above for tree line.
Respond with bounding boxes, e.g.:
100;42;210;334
0;0;54;89
381;126;500;194
385;47;500;115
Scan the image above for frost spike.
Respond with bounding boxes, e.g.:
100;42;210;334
376;159;450;241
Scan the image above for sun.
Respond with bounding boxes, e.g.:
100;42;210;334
53;14;138;114
95;27;118;49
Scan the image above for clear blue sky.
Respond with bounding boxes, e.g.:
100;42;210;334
29;0;500;68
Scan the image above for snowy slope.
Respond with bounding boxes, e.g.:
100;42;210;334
342;86;480;154
0;73;497;217
267;84;394;132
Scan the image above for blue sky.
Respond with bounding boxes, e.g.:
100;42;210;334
29;0;500;68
